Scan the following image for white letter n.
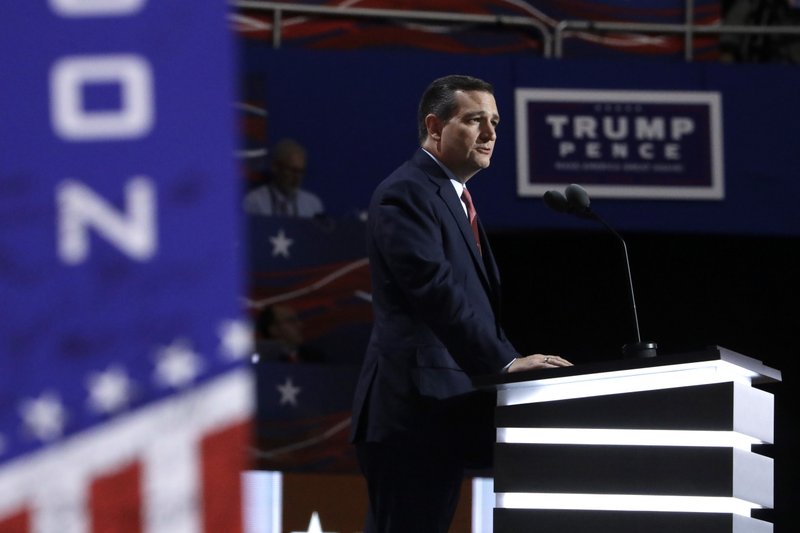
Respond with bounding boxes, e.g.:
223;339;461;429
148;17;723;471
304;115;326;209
57;176;157;265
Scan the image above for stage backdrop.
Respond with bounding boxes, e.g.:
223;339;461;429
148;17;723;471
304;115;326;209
240;46;800;237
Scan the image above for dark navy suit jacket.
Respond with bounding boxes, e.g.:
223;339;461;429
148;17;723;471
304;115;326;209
351;149;518;464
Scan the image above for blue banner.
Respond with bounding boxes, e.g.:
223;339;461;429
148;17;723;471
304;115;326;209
0;0;245;496
252;361;359;473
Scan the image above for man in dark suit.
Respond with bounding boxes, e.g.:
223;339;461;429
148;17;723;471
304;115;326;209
350;75;572;532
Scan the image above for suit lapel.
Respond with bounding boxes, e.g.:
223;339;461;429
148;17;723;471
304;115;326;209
439;184;491;281
412;150;492;286
476;216;502;294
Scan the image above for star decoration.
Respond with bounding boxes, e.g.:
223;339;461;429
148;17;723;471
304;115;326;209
218;319;254;360
153;338;203;389
86;365;134;414
270;229;293;258
291;512;337;533
277;377;301;406
19;392;67;442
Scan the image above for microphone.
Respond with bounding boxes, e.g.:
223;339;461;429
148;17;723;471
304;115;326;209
542;189;569;213
542;190;593;220
543;184;657;358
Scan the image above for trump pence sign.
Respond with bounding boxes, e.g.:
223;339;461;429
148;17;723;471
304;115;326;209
515;88;724;200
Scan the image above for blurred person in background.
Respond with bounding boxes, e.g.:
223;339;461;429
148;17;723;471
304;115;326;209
254;304;325;363
243;138;325;217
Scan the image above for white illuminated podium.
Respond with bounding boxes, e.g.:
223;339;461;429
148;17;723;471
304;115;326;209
474;346;782;533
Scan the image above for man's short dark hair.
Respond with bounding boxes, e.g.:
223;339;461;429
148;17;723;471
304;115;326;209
417;75;494;143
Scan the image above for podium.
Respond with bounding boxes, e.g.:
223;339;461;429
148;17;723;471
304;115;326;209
474;346;782;533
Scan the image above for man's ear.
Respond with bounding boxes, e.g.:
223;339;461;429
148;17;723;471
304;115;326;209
425;114;443;141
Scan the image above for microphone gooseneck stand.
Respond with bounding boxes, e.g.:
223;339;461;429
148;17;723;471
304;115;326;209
545;184;658;358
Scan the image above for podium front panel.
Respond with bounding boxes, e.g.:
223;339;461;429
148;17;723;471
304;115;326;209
481;348;781;533
494;444;773;506
495;381;773;443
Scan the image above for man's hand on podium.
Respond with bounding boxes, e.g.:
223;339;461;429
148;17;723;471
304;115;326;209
508;354;573;373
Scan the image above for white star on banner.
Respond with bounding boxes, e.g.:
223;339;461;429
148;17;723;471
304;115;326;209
277;377;301;406
19;392;67;442
86;365;133;414
270;229;293;258
218;319;253;360
291;512;337;533
153;338;203;389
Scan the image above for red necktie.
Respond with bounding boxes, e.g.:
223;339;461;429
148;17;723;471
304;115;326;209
461;187;482;255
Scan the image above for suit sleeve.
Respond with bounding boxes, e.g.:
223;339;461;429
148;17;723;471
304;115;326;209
370;178;517;375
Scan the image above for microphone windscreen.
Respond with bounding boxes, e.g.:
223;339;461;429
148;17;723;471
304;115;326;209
543;190;569;213
565;183;591;210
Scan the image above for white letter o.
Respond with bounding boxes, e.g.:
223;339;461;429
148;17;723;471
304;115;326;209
50;54;154;141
